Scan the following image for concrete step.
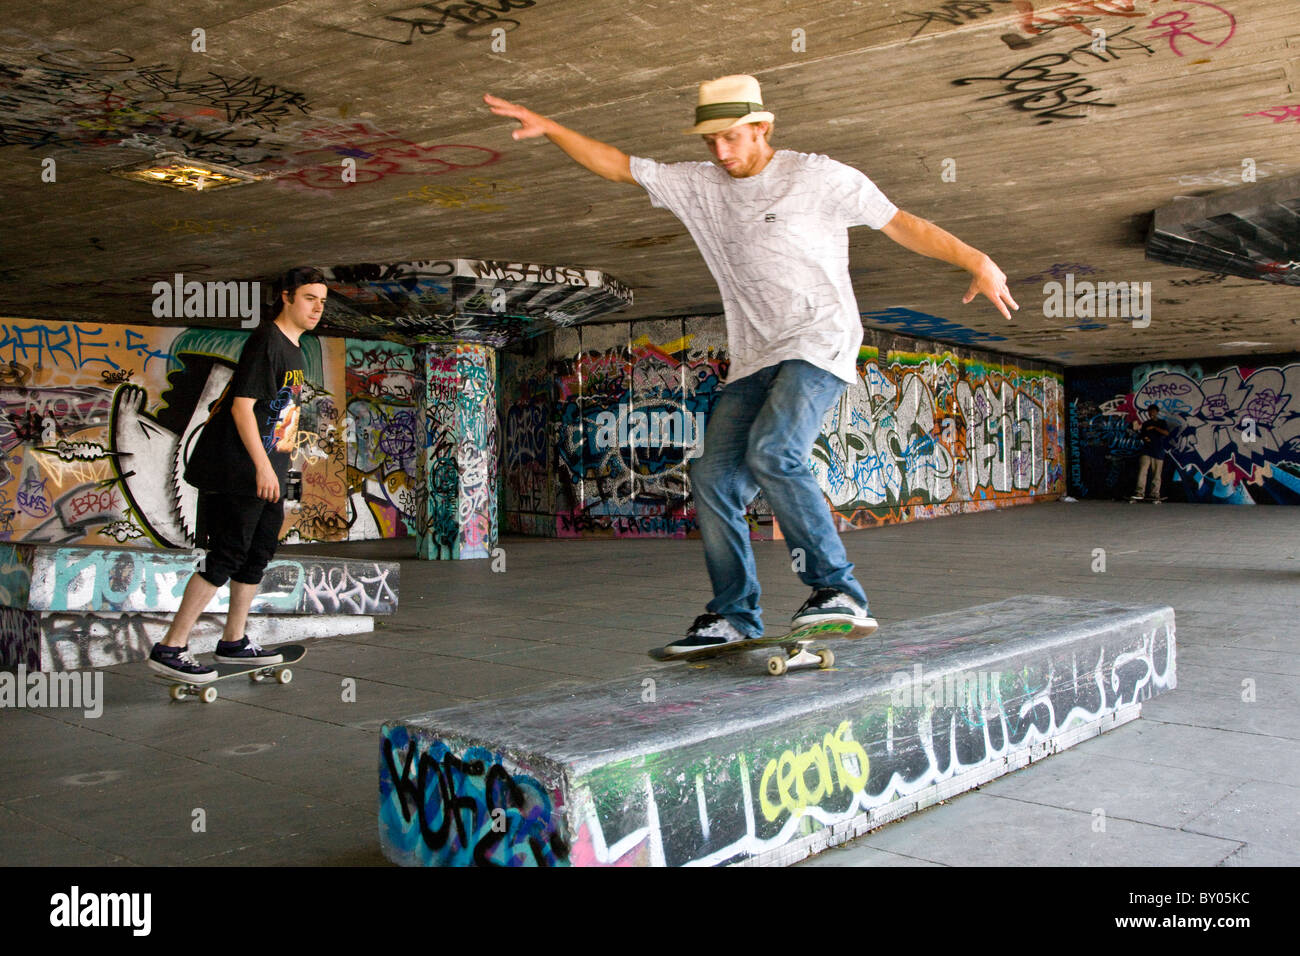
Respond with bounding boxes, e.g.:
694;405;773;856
0;544;398;615
378;595;1176;867
0;608;374;671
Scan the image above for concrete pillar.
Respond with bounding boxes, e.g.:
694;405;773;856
414;344;498;560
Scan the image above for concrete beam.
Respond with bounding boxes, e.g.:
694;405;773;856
414;344;497;560
379;595;1175;867
320;259;633;348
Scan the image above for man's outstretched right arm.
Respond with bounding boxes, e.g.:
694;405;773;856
485;94;636;184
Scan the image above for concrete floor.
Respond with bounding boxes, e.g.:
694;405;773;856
2;501;1296;867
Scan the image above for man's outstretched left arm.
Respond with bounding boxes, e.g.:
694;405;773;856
880;209;1019;320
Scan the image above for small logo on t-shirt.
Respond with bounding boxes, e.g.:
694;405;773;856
765;213;776;222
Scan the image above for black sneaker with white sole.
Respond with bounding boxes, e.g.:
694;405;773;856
213;636;283;665
148;644;217;683
791;588;878;628
662;613;750;656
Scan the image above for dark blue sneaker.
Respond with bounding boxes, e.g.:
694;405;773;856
791;588;877;628
148;644;216;683
213;636;283;665
663;614;749;655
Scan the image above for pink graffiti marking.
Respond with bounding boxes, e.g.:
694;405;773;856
1147;0;1236;56
261;123;500;190
1244;105;1300;125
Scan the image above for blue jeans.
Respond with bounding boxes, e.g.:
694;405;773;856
690;359;868;637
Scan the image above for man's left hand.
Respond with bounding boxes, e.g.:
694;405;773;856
963;257;1018;320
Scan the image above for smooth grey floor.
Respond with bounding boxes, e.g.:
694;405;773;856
2;501;1296;867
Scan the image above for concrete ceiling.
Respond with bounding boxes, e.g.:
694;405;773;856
1;0;1297;365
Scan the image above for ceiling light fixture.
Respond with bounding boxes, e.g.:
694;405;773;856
110;152;261;192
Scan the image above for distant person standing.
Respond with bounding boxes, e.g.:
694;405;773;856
1131;405;1171;502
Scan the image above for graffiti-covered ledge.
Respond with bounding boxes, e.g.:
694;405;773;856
379;595;1175;867
318;259;634;348
0;543;398;671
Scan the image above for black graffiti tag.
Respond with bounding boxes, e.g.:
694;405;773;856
900;1;1014;38
953;51;1116;124
348;0;538;45
381;737;569;866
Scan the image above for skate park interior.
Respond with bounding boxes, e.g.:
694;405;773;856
0;1;1297;867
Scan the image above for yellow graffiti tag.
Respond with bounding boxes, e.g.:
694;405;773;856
759;721;870;823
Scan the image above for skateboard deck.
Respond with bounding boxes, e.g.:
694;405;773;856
1129;496;1166;503
155;644;306;702
649;619;878;675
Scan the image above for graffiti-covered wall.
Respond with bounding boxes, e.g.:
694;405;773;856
499;318;1064;538
0;316;348;547
501;319;768;539
816;346;1064;528
1067;355;1300;503
345;339;418;539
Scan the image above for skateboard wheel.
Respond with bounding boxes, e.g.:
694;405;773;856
201;686;218;704
767;656;787;676
277;668;293;685
250;672;264;683
817;649;835;669
170;684;186;701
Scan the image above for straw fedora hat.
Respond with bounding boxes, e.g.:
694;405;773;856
682;75;775;135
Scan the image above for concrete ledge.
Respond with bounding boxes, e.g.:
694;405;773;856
0;608;374;671
378;595;1175;867
0;544;399;615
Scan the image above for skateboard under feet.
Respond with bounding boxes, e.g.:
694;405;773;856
157;644;307;703
649;619;878;675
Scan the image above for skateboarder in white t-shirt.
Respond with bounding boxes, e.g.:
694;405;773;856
486;75;1017;653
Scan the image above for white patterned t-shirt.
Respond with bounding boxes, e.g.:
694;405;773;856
630;149;897;384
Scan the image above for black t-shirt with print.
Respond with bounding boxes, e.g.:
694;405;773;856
184;321;305;495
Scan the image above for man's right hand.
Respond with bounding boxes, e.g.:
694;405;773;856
255;462;280;502
484;94;552;140
484;93;635;183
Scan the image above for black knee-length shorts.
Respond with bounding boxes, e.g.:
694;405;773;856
194;491;284;587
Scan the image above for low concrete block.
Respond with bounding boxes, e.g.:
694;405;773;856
0;544;398;615
0;608;374;671
379;595;1175;867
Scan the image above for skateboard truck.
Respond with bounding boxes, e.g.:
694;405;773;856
766;639;835;676
158;645;306;703
167;663;294;702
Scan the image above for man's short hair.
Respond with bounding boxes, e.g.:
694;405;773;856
270;266;327;318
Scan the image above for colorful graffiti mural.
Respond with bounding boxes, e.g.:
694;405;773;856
499;319;1063;538
545;320;755;538
1067;356;1300;503
346;339;418;539
0;318;347;547
380;730;569;867
814;349;1064;529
